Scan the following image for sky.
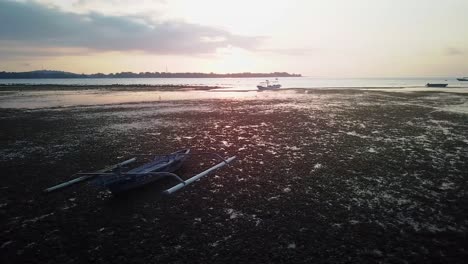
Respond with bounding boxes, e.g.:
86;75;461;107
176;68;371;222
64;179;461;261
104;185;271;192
0;0;467;77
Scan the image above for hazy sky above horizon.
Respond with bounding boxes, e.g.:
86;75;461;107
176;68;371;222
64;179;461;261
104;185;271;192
0;0;467;77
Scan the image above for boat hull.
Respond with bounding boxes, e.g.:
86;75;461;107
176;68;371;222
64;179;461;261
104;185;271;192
457;78;468;81
94;149;190;193
426;83;448;88
257;84;281;90
105;173;168;193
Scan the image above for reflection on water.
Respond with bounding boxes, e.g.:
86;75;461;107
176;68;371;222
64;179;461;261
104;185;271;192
0;90;305;109
2;87;467;110
1;77;468;88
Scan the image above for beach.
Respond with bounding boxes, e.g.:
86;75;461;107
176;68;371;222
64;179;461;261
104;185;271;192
1;87;467;263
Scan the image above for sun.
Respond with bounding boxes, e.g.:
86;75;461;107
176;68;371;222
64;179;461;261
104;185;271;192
211;47;261;73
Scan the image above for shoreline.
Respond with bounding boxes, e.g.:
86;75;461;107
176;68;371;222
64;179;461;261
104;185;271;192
1;83;467;92
0;84;221;91
1;86;468;111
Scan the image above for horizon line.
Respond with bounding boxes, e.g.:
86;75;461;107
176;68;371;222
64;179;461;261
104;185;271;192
1;69;465;79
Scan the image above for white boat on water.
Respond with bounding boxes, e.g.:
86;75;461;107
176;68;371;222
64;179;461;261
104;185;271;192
257;79;282;90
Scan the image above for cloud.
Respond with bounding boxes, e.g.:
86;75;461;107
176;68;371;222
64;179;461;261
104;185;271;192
445;47;463;56
259;48;319;56
0;41;91;60
71;0;167;15
0;0;261;57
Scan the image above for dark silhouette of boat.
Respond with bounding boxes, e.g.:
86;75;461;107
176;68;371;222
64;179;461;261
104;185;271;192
456;77;468;81
426;83;448;88
44;149;236;195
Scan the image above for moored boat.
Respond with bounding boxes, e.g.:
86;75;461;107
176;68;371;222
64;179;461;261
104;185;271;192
94;149;190;193
426;83;448;88
44;149;236;195
257;79;282;90
456;77;468;81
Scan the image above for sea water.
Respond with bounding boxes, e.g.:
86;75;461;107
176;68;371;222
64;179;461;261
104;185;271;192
0;77;466;89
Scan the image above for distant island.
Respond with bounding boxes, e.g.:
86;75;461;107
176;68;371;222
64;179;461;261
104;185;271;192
0;70;302;79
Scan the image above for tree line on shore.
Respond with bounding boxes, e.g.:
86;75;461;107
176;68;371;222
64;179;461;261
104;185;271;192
0;70;302;79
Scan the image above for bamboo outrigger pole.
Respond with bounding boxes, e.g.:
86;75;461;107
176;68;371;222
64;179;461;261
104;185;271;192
44;158;137;193
163;156;236;195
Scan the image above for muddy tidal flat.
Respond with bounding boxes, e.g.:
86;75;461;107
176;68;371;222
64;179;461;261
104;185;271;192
0;88;467;263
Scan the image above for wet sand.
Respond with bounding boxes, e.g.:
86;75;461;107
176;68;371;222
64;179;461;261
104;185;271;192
0;88;467;263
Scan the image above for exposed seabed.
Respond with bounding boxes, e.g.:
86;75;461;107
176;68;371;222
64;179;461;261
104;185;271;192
0;88;467;263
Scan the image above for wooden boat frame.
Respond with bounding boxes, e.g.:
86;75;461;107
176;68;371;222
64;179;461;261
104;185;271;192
44;149;236;195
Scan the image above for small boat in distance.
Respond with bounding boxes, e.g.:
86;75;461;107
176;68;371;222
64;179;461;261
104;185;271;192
426;83;448;88
257;79;282;90
457;77;468;81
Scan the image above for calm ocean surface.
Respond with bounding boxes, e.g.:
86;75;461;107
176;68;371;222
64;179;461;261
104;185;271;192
0;77;467;89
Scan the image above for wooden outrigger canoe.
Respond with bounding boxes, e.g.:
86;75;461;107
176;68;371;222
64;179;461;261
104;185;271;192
44;149;236;195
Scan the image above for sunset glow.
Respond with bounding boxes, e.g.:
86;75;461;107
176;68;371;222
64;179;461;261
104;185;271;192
1;0;467;76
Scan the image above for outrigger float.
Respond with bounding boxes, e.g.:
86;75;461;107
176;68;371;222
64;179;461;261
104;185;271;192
44;149;236;195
